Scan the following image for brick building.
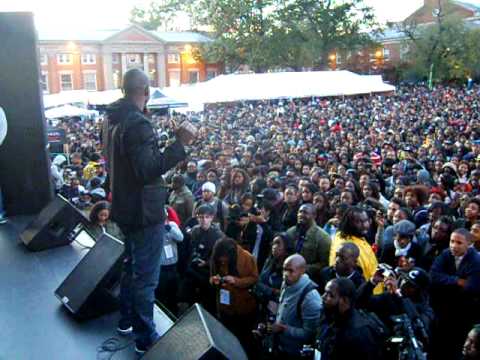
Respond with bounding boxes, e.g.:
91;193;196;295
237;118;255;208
331;0;480;74
38;24;222;94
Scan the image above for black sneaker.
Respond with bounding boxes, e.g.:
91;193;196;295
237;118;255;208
117;322;133;336
135;343;147;356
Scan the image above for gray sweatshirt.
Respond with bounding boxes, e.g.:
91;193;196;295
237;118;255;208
160;221;184;266
276;273;323;355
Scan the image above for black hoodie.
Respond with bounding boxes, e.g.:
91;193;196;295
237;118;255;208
103;98;186;227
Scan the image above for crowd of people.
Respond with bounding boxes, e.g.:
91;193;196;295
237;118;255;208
45;79;480;360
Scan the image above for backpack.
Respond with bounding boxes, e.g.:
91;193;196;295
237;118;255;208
296;282;319;323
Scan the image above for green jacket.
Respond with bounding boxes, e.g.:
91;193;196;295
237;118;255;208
287;223;331;282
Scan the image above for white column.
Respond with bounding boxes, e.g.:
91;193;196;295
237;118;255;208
121;53;127;76
156;51;166;88
103;52;113;90
143;53;149;73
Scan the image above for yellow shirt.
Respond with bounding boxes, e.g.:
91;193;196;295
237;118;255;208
330;232;383;294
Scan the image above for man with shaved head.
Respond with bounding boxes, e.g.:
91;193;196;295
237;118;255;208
287;203;331;283
317;242;364;294
271;254;323;359
103;68;196;355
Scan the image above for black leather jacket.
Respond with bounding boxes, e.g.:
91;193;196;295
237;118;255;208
103;98;186;227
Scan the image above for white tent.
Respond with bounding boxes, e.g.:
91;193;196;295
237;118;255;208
162;70;395;112
45;104;99;119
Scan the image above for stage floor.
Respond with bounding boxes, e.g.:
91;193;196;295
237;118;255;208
0;217;171;359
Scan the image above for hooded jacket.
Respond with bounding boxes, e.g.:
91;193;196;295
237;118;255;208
276;273;323;355
103;98;186;227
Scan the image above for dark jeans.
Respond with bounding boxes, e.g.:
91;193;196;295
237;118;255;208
119;223;164;348
155;263;178;316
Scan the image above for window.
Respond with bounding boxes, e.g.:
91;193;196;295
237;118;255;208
59;73;73;91
168;70;181;87
40;72;48;93
83;72;97;91
40;54;48;65
127;54;141;64
112;53;120;64
167;53;180;64
206;69;217;80
57;53;72;65
336;52;343;65
400;43;410;61
188;70;199;84
81;53;96;65
148;54;155;64
383;48;391;61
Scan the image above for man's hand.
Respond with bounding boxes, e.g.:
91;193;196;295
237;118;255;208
175;121;197;146
457;278;467;288
371;270;385;286
223;275;236;286
210;275;221;286
271;323;287;334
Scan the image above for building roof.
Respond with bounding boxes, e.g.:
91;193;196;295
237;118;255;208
37;25;212;44
37;28;120;42
151;31;212;43
453;0;480;14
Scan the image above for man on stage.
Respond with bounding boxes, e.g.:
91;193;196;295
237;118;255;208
103;68;195;355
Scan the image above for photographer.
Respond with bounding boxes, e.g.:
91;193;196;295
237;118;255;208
356;265;433;350
177;204;224;314
270;254;322;360
210;237;258;357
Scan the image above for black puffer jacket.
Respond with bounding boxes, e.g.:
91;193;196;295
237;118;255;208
103;98;186;227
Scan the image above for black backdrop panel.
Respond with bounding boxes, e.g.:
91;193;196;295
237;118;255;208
0;12;53;215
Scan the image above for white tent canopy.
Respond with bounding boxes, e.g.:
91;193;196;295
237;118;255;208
45;104;99;119
162;70;395;112
43;88;188;109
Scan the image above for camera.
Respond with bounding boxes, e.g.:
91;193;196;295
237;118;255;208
378;263;395;279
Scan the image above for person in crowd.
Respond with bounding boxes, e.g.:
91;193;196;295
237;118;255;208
82;153;102;181
271;254;322;359
178;204;224;314
430;228;480;360
463;198;480;230
404;185;430;227
357;266;434;343
318;242;364;294
223;168;251;205
255;233;295;312
87;200;124;240
317;278;386;360
168;174;194;226
471;221;480;251
194;181;229;231
183;161;198;190
380;219;423;270
155;210;183;315
463;325;480;360
51;154;68;192
422;216;456;270
210;237;258;355
280;185;300;230
102;68;195;354
329;206;379;290
312;191;331;227
286;204;331;282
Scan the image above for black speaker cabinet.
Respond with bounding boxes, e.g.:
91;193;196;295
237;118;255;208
20;195;88;251
55;229;124;319
0;12;54;215
143;303;248;360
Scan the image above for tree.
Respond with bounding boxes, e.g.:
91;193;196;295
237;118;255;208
129;0;381;72
395;0;480;83
273;0;380;70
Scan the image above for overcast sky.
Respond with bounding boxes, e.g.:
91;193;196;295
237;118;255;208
1;0;479;31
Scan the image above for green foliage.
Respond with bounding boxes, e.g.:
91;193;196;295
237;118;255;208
129;0;381;72
400;15;480;82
